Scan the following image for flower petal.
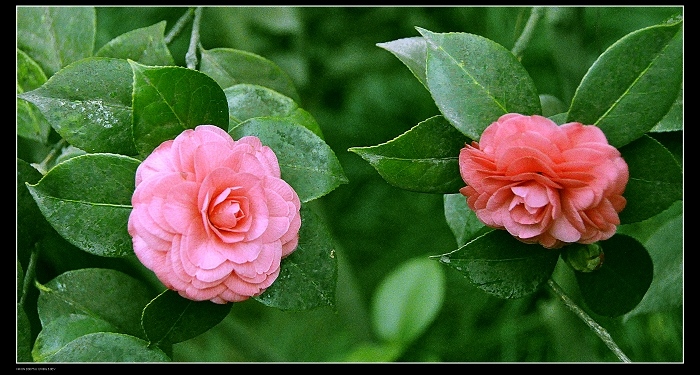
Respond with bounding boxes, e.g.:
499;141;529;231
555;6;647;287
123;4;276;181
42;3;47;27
457;113;628;249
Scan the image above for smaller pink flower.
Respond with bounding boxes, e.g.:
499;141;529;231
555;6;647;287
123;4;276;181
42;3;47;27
458;113;628;249
128;125;301;303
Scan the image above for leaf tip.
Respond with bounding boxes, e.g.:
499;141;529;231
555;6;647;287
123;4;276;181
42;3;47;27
347;146;368;156
414;26;429;34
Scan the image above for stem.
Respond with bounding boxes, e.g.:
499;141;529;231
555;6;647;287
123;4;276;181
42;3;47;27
185;7;203;70
19;244;40;307
32;139;66;174
511;6;545;60
547;279;631;363
164;7;195;45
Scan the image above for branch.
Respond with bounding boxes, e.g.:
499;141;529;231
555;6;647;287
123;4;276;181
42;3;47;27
547;278;631;363
164;7;194;45
511;6;545;61
186;7;204;70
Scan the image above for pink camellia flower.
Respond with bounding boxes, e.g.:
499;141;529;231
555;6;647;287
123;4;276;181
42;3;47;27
128;125;301;303
459;113;628;249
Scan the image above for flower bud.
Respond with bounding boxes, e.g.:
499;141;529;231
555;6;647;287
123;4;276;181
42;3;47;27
562;243;605;272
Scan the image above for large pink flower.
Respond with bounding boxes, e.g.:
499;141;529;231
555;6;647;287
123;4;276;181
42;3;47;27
459;113;628;249
128;125;301;303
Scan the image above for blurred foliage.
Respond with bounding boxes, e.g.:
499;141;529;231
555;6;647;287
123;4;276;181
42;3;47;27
24;6;680;362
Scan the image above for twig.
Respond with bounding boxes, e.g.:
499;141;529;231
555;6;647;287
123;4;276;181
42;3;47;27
164;7;195;45
547;278;631;363
511;6;545;61
32;138;66;174
19;244;40;307
185;7;203;70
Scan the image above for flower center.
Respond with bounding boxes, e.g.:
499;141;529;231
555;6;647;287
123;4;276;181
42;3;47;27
208;187;246;230
509;182;551;224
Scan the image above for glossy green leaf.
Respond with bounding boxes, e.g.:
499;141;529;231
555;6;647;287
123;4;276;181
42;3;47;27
95;21;174;66
51;145;88;168
371;257;445;344
26;153;140;257
16;6;95;77
435;229;560;299
573;234;653;317
443;193;489;247
349;115;470;194
618;134;682;224
48;332;170;362
32;314;120;362
17;48;51;144
226;83;296;123
142;289;231;346
200;47;300;102
17;57;138;155
567;18;683;148
651;88;683;132
254;205;338;310
17;303;32;362
619;201;683;318
230;118;348;203
225;83;324;138
130;61;229;156
376;36;428;90
418;27;541;140
285;107;325;139
36;268;155;339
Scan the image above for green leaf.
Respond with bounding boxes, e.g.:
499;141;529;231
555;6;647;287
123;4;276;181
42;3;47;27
48;332;170;362
130;61;230;156
435;230;560;299
32;314;120;362
26;153;140;257
17;303;32;362
95;21;175;66
566;18;683;148
620;201;683;318
548;112;568;125
16;6;96;77
539;94;567;118
618;135;682;224
17;48;51;144
51;145;88;168
371;257;445;344
376;36;428;90
225;83;324;138
36;268;155;339
285;107;325;140
417;27;541;140
142;290;231;346
349;115;471;194
443;193;489;247
651;87;682;132
230;118;347;203
17;261;25;302
573;234;653;318
343;342;405;362
226;83;296;124
200;47;300;102
254;205;338;310
17;57;138;155
16;48;48;93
